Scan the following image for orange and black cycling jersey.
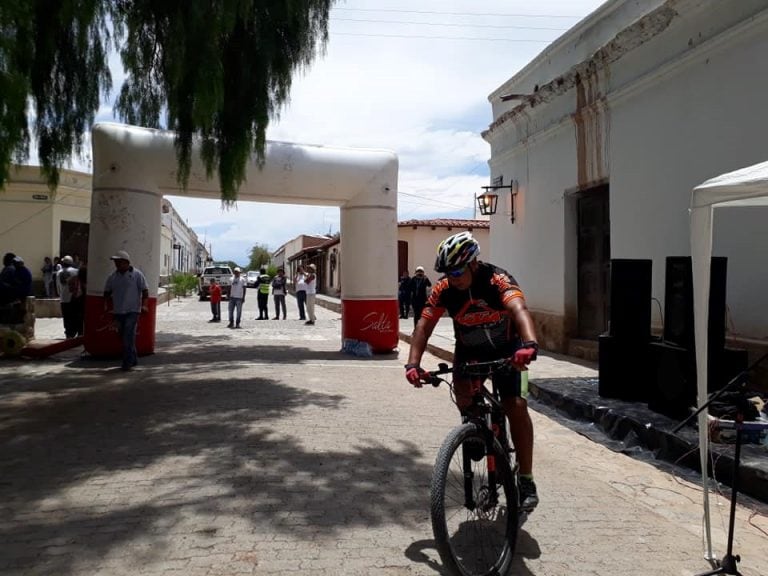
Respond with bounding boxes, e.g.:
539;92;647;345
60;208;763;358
422;261;525;355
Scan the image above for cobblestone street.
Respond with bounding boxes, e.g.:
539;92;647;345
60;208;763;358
1;296;766;575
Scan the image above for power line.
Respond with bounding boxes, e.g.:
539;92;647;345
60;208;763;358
333;32;556;43
332;17;569;31
334;7;583;19
398;190;472;210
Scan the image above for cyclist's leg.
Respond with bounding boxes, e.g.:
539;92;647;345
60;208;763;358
493;367;532;474
502;395;533;475
452;349;481;413
496;369;538;510
451;371;474;412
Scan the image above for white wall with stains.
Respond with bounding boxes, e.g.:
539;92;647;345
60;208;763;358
484;0;768;346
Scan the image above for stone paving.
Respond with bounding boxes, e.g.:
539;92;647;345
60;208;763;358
0;296;766;575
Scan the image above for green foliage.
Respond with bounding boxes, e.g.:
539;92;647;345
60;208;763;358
0;0;334;200
170;271;198;297
222;260;242;271
248;243;271;270
0;0;114;189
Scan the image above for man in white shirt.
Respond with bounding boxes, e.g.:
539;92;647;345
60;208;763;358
58;255;80;338
103;250;149;370
228;267;247;328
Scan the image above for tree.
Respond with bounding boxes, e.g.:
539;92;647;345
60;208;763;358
0;0;333;201
247;243;271;271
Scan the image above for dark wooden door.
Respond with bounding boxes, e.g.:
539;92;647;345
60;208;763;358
398;241;409;277
577;187;610;338
60;221;90;264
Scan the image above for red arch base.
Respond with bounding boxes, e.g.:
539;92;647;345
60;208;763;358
341;299;399;353
83;295;396;356
83;295;157;357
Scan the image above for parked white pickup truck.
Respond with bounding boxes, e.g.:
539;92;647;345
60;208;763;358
198;265;234;301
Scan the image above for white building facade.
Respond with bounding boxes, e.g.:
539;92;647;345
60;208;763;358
483;0;768;354
397;219;489;287
1;165;201;293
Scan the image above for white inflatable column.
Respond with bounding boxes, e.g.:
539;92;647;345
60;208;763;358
84;129;162;357
340;167;399;352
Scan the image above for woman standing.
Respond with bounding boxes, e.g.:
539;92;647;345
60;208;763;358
294;265;308;320
41;257;54;297
304;263;317;325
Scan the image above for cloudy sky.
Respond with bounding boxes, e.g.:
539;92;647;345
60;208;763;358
78;0;606;265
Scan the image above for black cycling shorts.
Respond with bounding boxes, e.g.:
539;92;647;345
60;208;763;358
453;344;522;400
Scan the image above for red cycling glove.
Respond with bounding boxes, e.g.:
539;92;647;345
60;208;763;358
405;364;426;387
511;341;538;368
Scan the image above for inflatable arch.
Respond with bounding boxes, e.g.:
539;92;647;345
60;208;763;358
84;123;399;356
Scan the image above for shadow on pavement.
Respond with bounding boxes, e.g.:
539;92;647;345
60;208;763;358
404;531;539;576
0;342;432;574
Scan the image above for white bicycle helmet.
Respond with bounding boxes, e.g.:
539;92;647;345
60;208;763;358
434;231;480;272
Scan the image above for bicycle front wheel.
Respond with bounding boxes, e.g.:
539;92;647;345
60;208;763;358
430;423;519;576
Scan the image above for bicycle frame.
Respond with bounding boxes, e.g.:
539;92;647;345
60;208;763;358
428;361;516;511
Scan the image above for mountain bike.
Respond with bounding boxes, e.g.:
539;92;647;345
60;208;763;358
424;360;526;576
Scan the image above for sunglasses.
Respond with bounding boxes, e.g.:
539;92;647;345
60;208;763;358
446;266;468;278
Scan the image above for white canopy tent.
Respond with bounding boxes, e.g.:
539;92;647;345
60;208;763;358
689;160;768;559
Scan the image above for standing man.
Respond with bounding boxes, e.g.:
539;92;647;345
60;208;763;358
304;263;317;325
228;267;246;328
58;255;80;338
0;252;18;305
405;231;540;511
271;268;287;320
409;266;432;327
398;270;412;319
12;256;32;300
103;250;148;371
41;256;54;297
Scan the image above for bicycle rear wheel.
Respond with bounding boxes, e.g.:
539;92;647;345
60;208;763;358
430;423;519;576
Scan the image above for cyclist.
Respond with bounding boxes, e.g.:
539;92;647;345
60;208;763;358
405;231;540;510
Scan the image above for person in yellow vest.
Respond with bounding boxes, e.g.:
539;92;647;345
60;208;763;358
255;267;271;320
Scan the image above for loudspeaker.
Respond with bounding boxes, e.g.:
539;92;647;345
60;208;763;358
712;347;749;392
608;259;652;340
647;344;748;420
598;334;652;401
648;341;696;420
663;256;727;353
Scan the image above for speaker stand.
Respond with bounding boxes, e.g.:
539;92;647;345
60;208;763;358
672;352;768;576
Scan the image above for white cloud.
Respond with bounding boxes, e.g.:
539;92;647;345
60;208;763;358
27;1;607;264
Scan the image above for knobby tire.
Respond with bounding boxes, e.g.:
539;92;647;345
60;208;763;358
430;423;519;576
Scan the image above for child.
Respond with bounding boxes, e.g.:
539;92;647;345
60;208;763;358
209;278;222;322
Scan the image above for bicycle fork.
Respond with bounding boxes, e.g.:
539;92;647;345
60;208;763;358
462;418;500;512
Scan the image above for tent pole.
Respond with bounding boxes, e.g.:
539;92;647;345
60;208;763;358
690;205;714;560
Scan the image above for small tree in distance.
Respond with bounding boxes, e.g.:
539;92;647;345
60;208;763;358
248;244;271;271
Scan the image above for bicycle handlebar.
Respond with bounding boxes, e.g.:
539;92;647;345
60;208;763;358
424;359;510;386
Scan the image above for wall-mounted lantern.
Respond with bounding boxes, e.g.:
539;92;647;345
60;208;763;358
476;191;499;216
479;176;518;222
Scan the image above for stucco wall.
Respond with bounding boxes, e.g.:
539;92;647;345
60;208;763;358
397;224;489;286
485;1;768;348
0;166;90;287
609;3;768;336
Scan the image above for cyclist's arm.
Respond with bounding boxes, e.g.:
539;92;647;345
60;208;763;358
505;296;537;343
407;313;440;367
